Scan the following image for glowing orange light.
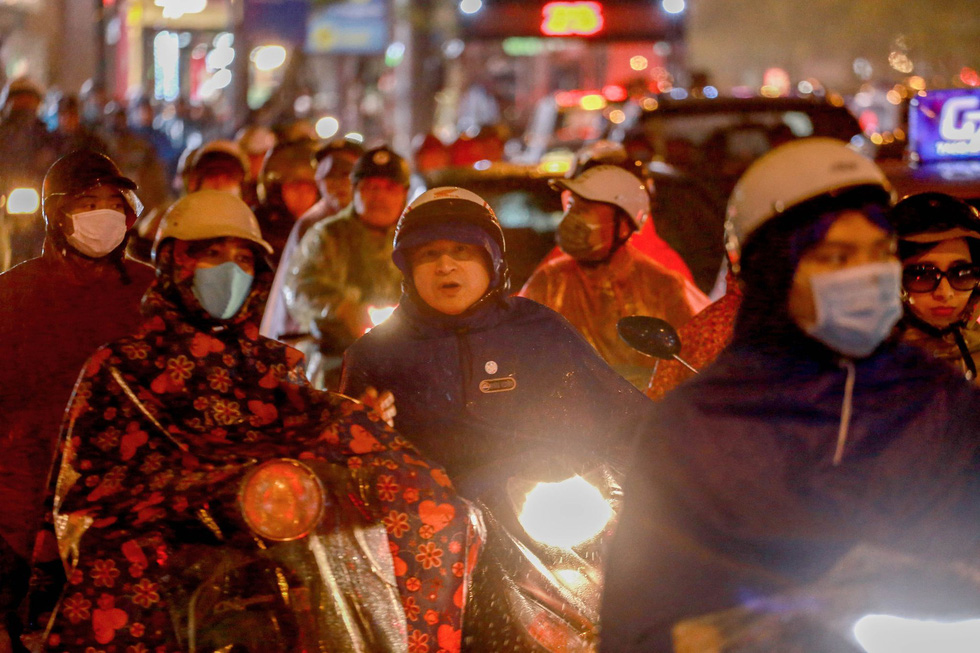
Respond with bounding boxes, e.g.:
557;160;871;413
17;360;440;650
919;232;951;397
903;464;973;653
961;67;980;87
541;2;605;37
240;459;325;541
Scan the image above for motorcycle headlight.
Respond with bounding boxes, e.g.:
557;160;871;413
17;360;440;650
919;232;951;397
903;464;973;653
854;614;980;653
518;475;613;549
239;459;325;541
364;305;396;333
7;188;39;214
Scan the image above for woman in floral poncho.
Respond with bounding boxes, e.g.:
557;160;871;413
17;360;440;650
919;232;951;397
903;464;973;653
27;190;478;653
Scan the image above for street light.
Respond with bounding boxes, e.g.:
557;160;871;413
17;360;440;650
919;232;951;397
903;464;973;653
459;0;482;15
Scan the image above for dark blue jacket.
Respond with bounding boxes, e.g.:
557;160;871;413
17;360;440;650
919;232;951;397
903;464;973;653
600;337;980;652
340;295;652;479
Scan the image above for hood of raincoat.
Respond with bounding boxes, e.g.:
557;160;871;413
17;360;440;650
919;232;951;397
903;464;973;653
731;187;894;360
601;337;980;652
148;237;273;331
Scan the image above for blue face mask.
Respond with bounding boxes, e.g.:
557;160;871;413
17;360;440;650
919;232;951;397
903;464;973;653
192;261;254;320
804;261;903;358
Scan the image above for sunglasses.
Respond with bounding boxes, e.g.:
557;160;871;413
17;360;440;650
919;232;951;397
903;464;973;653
902;263;980;293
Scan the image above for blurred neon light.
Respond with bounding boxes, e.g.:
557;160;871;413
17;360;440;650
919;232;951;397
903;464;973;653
541;2;604;37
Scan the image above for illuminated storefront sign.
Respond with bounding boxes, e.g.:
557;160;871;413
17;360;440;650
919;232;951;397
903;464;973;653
909;88;980;163
307;0;387;54
540;1;604;36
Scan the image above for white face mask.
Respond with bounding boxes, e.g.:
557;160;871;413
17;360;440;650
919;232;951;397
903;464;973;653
66;209;128;258
805;261;903;358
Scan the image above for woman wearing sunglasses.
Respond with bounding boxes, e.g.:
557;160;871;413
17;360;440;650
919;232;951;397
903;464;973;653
891;192;980;382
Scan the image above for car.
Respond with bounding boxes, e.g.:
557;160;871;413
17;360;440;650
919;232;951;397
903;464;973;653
605;95;869;290
514;88;628;165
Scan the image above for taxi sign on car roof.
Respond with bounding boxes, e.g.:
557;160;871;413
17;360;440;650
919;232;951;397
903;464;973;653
909;88;980;164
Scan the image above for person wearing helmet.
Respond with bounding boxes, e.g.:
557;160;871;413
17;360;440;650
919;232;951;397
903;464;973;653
180;139;250;197
891;192;980;383
0;151;154;642
24;189;477;652
0;77;58;266
254;138;320;264
600;139;980;652
520;164;708;388
235;124;277;205
564;141;700;284
283;145;411;388
128;140;251;264
260;138;363;346
340;186;652;483
49;94;109;159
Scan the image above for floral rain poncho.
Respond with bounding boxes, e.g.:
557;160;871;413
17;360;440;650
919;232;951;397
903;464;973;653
28;239;478;652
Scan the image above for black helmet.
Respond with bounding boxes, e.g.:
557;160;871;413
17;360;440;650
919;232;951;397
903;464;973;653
392;186;507;290
891;192;980;244
256;139;319;205
351;146;411;187
42;150;142;224
314;137;363;180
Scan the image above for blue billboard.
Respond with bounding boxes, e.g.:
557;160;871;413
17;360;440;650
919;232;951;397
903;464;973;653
909;88;980;164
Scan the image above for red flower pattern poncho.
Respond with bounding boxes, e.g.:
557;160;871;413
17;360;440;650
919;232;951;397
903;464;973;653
28;239;479;652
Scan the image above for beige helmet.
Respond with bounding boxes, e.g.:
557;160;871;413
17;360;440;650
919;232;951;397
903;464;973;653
153;190;273;261
549;164;650;229
725;137;891;263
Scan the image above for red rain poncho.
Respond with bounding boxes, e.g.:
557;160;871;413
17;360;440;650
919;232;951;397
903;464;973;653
29;239;477;652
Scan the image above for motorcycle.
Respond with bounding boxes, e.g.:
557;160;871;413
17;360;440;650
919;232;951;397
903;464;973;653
456;316;690;652
461;453;624;652
165;457;410;653
27;455;412;653
671;545;980;653
0;183;42;272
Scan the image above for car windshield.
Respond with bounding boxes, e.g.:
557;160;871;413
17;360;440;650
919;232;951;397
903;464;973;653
620;100;864;203
639;108;858;169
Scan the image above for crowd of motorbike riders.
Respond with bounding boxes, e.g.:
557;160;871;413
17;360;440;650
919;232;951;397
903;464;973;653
2;76;980;653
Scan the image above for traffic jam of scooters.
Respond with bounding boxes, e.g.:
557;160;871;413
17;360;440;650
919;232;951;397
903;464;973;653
4;61;980;653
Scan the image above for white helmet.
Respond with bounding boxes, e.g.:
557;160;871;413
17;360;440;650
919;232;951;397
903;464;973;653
725;137;891;262
153;190;273;260
550;164;650;229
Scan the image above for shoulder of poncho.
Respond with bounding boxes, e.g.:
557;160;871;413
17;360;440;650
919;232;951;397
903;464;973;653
314;205;359;233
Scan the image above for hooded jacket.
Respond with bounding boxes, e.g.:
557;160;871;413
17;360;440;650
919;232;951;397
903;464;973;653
26;240;476;651
340;295;653;481
600;206;980;652
0;236;154;565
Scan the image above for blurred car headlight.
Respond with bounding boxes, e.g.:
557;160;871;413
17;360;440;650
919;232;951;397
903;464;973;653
854;614;980;653
518;475;612;548
7;188;39;214
239;458;325;541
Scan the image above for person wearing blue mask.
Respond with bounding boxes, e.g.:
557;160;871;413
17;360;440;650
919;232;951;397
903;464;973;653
23;189;478;651
600;139;980;652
